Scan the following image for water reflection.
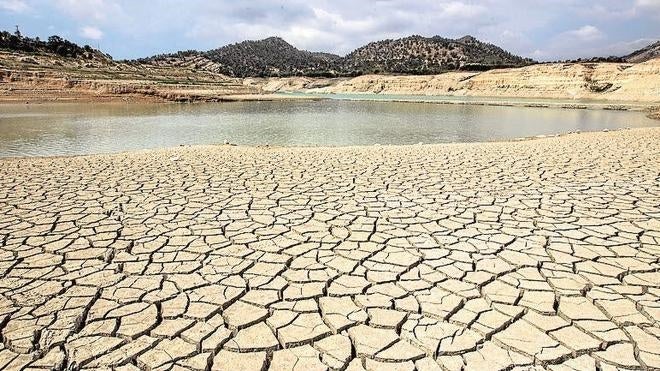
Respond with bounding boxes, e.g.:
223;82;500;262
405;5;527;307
0;101;656;157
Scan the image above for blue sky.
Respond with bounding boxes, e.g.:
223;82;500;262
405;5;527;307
1;0;659;61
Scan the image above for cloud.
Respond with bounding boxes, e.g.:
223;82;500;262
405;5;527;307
531;49;545;58
635;0;660;10
533;25;609;61
80;25;103;40
635;0;660;18
566;25;604;42
0;0;29;13
55;0;123;22
600;37;660;56
438;1;486;18
184;0;499;55
2;0;658;60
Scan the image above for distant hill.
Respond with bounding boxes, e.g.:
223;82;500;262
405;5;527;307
623;40;660;63
0;30;111;61
204;37;342;77
2;29;659;104
343;35;534;74
143;35;535;77
5;29;658;78
142;37;342;77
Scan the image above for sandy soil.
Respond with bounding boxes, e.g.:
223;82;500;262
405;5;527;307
0;128;659;370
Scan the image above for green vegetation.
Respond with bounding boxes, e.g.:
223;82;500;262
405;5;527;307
140;37;342;78
143;35;535;77
342;35;534;75
0;29;108;60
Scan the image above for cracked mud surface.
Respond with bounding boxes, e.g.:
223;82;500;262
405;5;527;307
0;128;659;370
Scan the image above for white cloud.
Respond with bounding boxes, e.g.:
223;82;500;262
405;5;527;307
636;0;660;9
439;1;486;19
56;0;123;22
184;0;498;55
0;0;29;13
497;29;529;45
531;49;546;58
80;26;103;40
566;25;604;41
635;0;660;17
600;37;660;56
10;0;657;60
534;25;611;61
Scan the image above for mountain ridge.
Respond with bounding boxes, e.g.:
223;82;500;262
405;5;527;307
342;34;533;74
2;30;658;78
141;34;536;77
623;40;660;63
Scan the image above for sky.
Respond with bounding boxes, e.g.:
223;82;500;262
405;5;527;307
0;0;659;61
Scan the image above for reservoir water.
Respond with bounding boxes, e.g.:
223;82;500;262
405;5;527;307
0;99;656;157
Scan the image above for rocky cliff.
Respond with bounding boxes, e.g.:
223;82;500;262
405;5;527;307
0;51;257;103
294;59;660;102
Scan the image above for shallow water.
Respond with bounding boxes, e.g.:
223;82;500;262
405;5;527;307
0;100;656;157
280;92;648;107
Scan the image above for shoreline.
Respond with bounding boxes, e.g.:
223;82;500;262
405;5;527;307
276;92;660;116
3;52;659;118
3;92;658;120
3;126;658;161
0;93;324;105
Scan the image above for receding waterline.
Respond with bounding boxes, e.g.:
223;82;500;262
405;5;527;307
0;100;657;157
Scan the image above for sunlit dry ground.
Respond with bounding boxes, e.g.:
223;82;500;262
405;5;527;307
0;128;659;370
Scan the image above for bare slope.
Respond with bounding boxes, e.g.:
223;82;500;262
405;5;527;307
297;59;660;102
624;41;660;63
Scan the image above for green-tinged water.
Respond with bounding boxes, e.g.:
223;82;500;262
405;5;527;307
0;100;656;157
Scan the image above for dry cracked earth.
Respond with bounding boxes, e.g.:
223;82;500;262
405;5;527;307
0;128;659;371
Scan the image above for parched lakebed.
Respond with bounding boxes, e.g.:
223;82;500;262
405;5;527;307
0;128;658;369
